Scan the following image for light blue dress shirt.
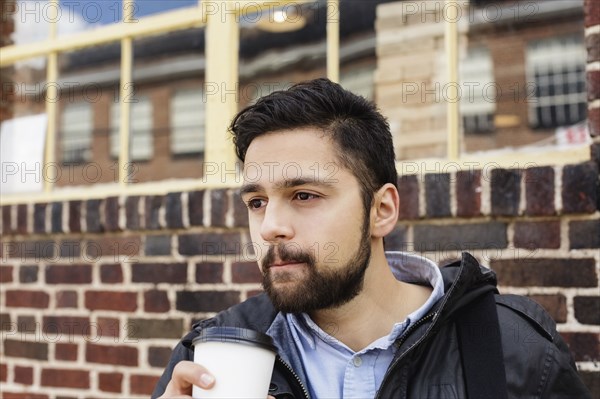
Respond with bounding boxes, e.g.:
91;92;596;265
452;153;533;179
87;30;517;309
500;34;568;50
280;252;444;399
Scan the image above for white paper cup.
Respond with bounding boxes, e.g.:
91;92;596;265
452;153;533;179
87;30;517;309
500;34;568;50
191;327;277;399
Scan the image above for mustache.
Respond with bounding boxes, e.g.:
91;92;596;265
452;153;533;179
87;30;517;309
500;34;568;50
261;244;315;271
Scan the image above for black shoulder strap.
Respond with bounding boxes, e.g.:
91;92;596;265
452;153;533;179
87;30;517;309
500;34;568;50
455;290;508;399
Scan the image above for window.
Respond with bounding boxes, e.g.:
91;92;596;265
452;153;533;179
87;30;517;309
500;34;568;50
526;35;587;129
61;102;93;163
460;47;495;134
170;89;205;155
110;96;154;160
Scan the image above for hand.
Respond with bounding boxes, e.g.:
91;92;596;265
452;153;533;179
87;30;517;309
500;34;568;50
158;360;276;399
159;361;215;398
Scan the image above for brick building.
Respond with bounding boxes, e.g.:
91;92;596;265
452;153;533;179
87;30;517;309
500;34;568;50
0;0;599;398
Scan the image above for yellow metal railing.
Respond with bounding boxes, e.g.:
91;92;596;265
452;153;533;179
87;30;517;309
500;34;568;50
0;0;590;205
0;0;333;202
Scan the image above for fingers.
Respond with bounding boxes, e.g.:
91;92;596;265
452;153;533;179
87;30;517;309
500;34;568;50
159;361;215;398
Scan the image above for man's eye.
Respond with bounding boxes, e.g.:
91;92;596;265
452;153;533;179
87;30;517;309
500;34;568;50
247;199;266;209
294;192;318;201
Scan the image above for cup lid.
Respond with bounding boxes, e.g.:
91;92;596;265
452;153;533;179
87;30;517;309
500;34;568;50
192;327;277;353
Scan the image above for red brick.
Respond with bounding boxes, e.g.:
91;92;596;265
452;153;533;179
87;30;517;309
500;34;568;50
148;347;172;368
588;33;599;64
17;316;35;333
560;332;600;362
0;363;6;382
16;204;27;235
491;169;521;216
41;368;89;389
527;295;567;323
19;265;38;283
125;196;141;230
176;290;240;312
145;196;164;230
397;175;419;220
232;189;249;227
491;258;597;287
196;262;224;284
588;70;600;102
513;221;560;249
456;170;481;217
569;219;600;249
178;233;242;256
51;202;63;233
585;0;600;27
561;162;598;214
55;343;78;361
525;167;555;216
33;203;46;233
68;201;81;233
0;265;13;283
100;263;123;283
580;371;600;398
130;374;160;395
2;205;12;235
56;290;78;308
3;393;48;399
97;317;120;338
127;318;184;339
14;366;33;385
425;173;451;218
166;192;184;229
104;196;121;232
85;291;138;312
144;290;170;313
45;264;92;284
42;316;90;337
4;339;48;360
86;199;103;233
132;263;187;284
414;222;507;251
574;296;600;325
145;235;171;256
6;290;49;308
86;343;138;366
99;372;123;393
86;236;141;260
232;261;262;283
589;107;600;137
210;189;228;227
188;190;205;226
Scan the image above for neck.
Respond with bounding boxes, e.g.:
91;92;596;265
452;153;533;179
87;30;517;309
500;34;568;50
309;247;432;352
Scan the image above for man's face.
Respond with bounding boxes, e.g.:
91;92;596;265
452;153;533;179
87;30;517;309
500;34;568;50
240;128;372;313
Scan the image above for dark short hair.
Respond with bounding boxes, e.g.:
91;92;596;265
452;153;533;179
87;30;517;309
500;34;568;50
230;78;397;208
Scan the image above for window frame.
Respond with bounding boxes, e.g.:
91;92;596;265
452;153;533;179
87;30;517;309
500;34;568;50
0;0;591;205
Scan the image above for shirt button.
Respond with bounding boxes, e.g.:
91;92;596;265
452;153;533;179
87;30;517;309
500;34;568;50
353;356;362;367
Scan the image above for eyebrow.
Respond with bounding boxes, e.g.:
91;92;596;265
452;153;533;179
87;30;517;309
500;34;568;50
240;177;336;196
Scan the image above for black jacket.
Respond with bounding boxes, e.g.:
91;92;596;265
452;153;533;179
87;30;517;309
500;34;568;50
152;253;591;398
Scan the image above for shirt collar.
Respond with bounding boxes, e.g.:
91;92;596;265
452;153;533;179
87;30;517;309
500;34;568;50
287;251;445;351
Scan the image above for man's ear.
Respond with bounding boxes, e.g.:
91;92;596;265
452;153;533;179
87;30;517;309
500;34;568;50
370;183;399;238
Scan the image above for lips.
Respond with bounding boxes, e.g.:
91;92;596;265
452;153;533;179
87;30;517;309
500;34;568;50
270;261;303;268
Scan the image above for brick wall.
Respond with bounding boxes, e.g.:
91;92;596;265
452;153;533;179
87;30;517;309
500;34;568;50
1;148;599;397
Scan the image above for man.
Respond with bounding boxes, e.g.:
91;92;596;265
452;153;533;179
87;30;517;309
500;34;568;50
153;78;590;398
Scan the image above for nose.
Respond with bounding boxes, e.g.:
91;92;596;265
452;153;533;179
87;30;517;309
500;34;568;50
259;202;294;243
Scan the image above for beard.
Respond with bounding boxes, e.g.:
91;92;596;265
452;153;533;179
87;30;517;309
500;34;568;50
260;218;371;314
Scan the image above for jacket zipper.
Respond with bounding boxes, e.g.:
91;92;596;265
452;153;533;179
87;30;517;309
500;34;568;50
374;312;437;399
276;356;311;399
